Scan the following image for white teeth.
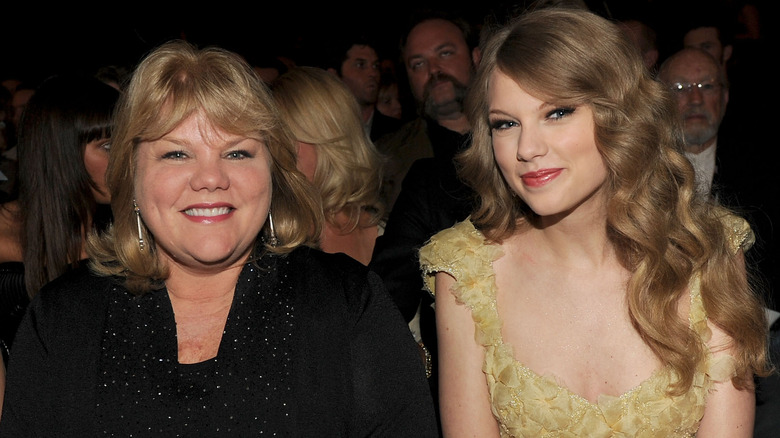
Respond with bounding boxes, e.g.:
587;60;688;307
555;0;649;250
184;207;231;217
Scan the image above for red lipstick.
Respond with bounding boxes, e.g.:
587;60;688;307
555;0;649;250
521;168;563;188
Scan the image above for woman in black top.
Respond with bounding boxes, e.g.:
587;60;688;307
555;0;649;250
0;40;437;437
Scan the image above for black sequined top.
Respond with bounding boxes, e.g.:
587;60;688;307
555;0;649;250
0;246;439;437
0;261;27;361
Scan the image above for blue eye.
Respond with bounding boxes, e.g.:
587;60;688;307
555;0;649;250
489;119;517;131
547;107;575;120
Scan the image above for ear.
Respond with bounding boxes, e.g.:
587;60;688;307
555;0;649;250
722;44;733;64
472;47;482;67
326;67;339;77
644;49;659;71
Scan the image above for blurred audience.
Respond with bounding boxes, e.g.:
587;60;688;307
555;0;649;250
369;9;483;435
317;33;402;142
377;72;404;120
658;45;779;312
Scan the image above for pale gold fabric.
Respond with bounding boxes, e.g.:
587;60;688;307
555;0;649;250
420;215;752;437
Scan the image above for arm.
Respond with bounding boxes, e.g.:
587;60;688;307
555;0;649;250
695;321;755;437
370;159;440;323
435;272;500;437
349;272;439;438
697;245;756;437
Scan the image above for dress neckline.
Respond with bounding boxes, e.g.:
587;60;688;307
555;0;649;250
482;234;683;408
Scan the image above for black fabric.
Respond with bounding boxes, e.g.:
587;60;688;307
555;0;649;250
369;120;474;436
0;261;26;360
754;325;780;438
370;109;403;143
0;247;438;437
713;111;780;311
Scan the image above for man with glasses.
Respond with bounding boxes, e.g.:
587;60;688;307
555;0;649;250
658;47;728;196
660;45;780;438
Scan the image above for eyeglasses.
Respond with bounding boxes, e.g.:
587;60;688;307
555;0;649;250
668;81;722;96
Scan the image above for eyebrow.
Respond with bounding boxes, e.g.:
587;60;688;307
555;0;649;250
669;76;719;83
157;134;249;149
406;42;457;61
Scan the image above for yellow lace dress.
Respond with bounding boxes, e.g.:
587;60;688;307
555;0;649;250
419;217;753;437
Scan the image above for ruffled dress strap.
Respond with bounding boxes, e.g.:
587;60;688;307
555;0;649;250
694;210;753;384
717;208;755;254
419;219;504;344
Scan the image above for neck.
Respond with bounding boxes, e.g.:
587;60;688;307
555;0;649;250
164;261;244;303
319;210;377;266
166;270;238;364
685;137;716;155
530;219;613;271
361;105;375;124
532;194;612;268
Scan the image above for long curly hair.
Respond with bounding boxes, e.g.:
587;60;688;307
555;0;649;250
459;8;769;393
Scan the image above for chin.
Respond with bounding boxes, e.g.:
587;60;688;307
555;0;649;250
189;243;250;264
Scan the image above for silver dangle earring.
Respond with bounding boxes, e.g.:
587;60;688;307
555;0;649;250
134;199;145;251
267;212;279;247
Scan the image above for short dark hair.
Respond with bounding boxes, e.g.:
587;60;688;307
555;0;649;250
317;32;380;74
398;8;478;55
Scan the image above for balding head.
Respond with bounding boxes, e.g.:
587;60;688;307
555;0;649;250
658;47;726;87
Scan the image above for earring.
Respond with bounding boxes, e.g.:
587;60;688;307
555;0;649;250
267;212;279;247
134;199;145;251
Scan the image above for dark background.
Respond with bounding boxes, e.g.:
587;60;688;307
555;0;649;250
4;1;775;86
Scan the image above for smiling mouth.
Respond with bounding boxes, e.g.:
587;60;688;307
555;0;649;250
521;169;563;187
184;207;233;217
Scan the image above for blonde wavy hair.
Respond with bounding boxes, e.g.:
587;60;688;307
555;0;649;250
460;8;770;393
87;40;322;294
272;66;385;232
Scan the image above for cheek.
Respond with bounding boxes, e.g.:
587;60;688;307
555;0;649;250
446;57;473;82
578;142;607;181
133;161;170;213
492;140;517;177
84;149;109;184
407;73;427;98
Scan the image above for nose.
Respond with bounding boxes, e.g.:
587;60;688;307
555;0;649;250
190;157;230;191
515;127;547;162
684;87;705;105
368;66;380;80
427;57;443;77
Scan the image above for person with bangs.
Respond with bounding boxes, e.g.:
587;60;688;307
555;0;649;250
0;73;118;368
420;8;771;437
